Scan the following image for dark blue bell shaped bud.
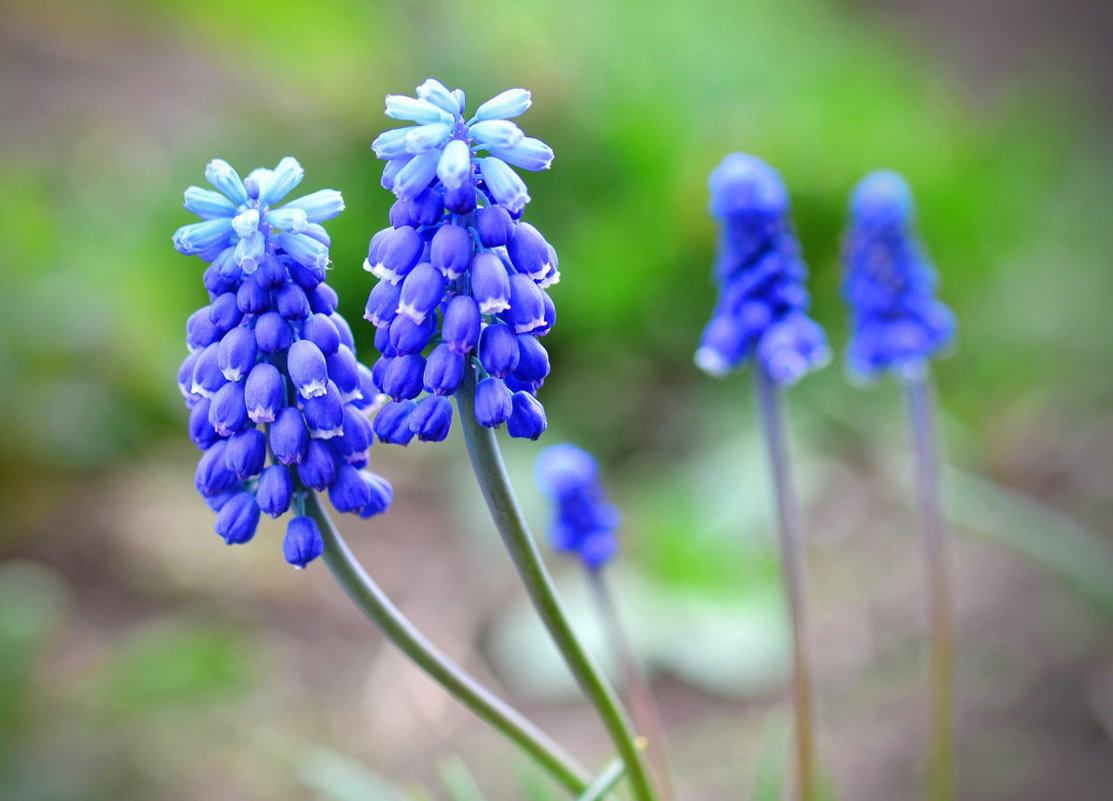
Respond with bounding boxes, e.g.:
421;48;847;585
476;206;515;248
331;405;372;461
408;187;445;226
533;291;556;337
303;380;344;438
327;345;361;402
371;356;392;393
366;225;424;284
389;199;412;228
397;263;446;324
507;274;547;334
191;343;226;398
507;222;553;281
479;323;519;378
303;312;341;356
359;472;394;518
388;312;436;355
209;292;242;334
431;224;472;279
268;406;307;465
470;252;511;314
374;400;416;445
353;363;377;410
383;354;426;401
513;335;551;386
217;327;258;382
424;343;464;395
236;273;269;314
328;463;373;513
214;492;260;545
276;282;311;320
363;280;402;329
331;312;355;351
255;253;288;290
186;307;219;351
287;258;325;291
284;516;324;568
195;439;238;496
204;491;238;513
474;377;513;428
257;464;294;518
297;439;337;490
209;381;249;437
224;427;267;479
188;398;220;450
507;392;546;440
308;282;339;315
203;264;237;296
442;295;481;355
179;350;201;400
410;395;453;442
444;178;477;214
255;311;293;353
287;339;329;399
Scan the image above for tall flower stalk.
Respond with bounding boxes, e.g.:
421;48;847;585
841;171;957;801
696;154;830;801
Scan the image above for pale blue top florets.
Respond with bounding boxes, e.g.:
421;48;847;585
373;79;554;215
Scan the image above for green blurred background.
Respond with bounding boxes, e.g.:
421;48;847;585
2;0;1112;798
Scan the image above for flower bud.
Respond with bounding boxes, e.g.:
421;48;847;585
410;395;453;442
195;439;238;496
255;311;293;353
224;427;266;479
397;263;446;324
276;282;311;320
307;282;339;315
270;406;309;465
423;343;464;395
363;280;402;328
215;492;261;545
513;335;551;385
303;380;344;438
383;354;426;401
191;343;226;398
209;381;249;437
474;377;512;428
328;463;373;513
442;295;481;355
256;252;288;290
257;464;294;517
189;397;221;449
476;206;514;248
326;345;361;401
186;306;219;351
430;224;472;279
507;392;546;440
236;273;269;314
243;363;283;424
506;274;547;334
303;312;341;356
331;313;355;351
507;222;552;280
479;323;519;378
358;472;394;518
209;292;242;334
365;225;424;284
287;339;329;399
409;187;445;226
297;439;337;490
388;312;436;355
217;326;258;382
373;400;416;445
470;252;510;314
283;516;324;568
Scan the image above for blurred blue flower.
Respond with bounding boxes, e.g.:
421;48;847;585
841;171;956;380
176;158;392;566
696;154;830;386
365;80;559;442
536;443;621;571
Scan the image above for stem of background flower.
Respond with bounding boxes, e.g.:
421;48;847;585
587;569;675;801
455;367;659;801
306;492;592;794
752;367;816;801
904;372;954;801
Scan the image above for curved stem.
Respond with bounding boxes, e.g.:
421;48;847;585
307;492;591;794
904;372;954;801
578;759;626;801
455;367;659;801
753;367;816;801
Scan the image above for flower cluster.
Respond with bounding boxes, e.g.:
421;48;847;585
362;79;558;444
535;444;621;571
695;154;829;385
841;171;956;380
174;158;392;567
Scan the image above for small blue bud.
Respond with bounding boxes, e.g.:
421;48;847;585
365;225;424;285
479;323;519;378
191;343;226;397
255;253;289;290
287;258;325;291
371;356;392;392
303;313;341;356
179;349;201;400
270;406;309;465
265;207;309;234
303;380;344;438
444;177;477;214
383;353;426;400
476;206;515;248
244;362;284;423
388;312;436;355
353;363;377;410
404;122;453;155
474;377;513;428
256;465;293;518
756;314;831;387
471;119;525;150
507;222;553;280
203;264;238;296
195;439;238;496
217;326;258;382
283;516;324;568
410;395;453;442
397;263;446;324
287;339;329;399
213;491;260;545
416;78;460;115
389;199;412;228
258;157;304;207
470;252;511;314
374;400;417;445
436;138;473;192
331;404;372;460
473;88;531;122
328;463;373;513
507;274;547;334
392;148;441;201
430;224;472;279
441;295;482;355
695;314;747;377
173;218;235;255
209;381;249;437
183;185;237;219
297;439;337;490
424;343;465;395
236;273;269;314
478;157;530;214
358;472;394;518
234;230;266;273
224;427;267;480
485;137;554;172
186;306;219;351
385;93;454;125
374;325;396;357
307;283;339;315
275;232;329;271
255;311;293;353
189;397;220;450
364;279;402;329
380;157;406;191
283;188;345;223
209;292;242;335
204;492;238;513
507;391;546;440
513;335;551;384
326;345;361;401
205;158;249;205
373;128;412;161
276;282;310;320
409;187;445;226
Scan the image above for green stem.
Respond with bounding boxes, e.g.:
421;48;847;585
578;759;626;801
306;492;591;794
753;367;816;801
455;367;659;801
904;372;954;801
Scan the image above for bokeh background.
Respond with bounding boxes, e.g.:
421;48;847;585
2;0;1112;798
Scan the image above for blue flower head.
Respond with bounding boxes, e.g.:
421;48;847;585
536;444;621;571
841;170;956;380
696;154;830;386
365;80;557;443
175;158;392;567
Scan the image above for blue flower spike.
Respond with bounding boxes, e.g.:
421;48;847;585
535;443;621;571
365;79;558;443
695;153;830;385
841;170;956;381
175;158;393;567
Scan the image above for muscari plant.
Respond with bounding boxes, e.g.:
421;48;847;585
171;81;958;801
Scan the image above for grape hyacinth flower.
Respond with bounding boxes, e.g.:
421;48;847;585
364;79;557;444
695;153;829;385
174;157;392;567
535;443;621;571
841;170;956;381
